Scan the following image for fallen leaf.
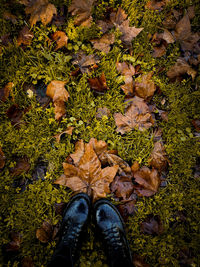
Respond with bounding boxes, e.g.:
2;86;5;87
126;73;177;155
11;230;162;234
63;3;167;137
131;161;140;173
54;126;74;142
10;156;30;177
140;215;164;235
0;147;6;169
110;7;127;25
88;138;108;156
97;20;113;33
159;29;175;44
72;51;100;73
3;11;17;24
17;26;34;46
96;107;111;119
21;256;34;267
116;62;135;96
114;96;154;134
145;0;166;11
117;200;136;221
148;142;168;171
110;175;134;200
46;80;69;120
55;142;118;201
68;0;94;26
91;33;115;53
70;139;85;165
135;72;156;100
132;254;150;267
6;104;29;126
167;58;197;81
5;232;22;252
192;119;200;132
187;6;195;20
36;221;53;243
133;166;160;197
0;82;14;102
52;31;68;51
88;73;109;93
20;0;57;27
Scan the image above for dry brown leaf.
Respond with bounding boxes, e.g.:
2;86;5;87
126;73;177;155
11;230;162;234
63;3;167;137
148;141;168;171
167;58;197;81
54;126;74;142
70;139;85;165
46;80;69;120
36;221;53;243
88;73;108;93
21;0;57;27
114;96;154;134
52;31;68;51
117;200;136;221
17;26;34;46
91;33;115;53
0;147;6;169
110;175;134;200
89;138;108;156
3;11;17;24
68;0;94;26
72;51;100;73
145;0;166;11
140;215;164;235
135;72;156;100
116;62;135;96
133;166;160;197
21;256;34;267
110;7;127;25
160;29;175;44
131;161;140;173
96;107;111;119
0;82;14;102
187;6;195;20
10;156;30;177
55;142;118;201
5;232;22;252
97;20;113;33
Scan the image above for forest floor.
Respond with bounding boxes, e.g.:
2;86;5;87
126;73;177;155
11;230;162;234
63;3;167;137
0;0;200;266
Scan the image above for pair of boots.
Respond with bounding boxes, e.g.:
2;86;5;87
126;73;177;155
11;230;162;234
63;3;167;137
48;193;133;267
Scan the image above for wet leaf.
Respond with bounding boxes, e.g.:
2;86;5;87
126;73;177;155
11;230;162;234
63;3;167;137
133;166;160;197
88;137;108;156
68;0;94;26
20;0;57;27
91;33;115;53
145;0;166;11
5;232;22;252
140;215;164;235
110;175;134;200
167;58;197;81
52;31;68;51
0;82;14;102
46;80;69;120
55;141;118;201
114;96;154;134
135;72;156;100
36;221;53;243
149;141;168;171
72;51;100;73
54;126;74;142
0;147;6;169
10;156;30;177
88;73;108;93
17;26;34;46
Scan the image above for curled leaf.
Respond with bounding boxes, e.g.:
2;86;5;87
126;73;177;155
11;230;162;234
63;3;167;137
17;26;34;46
52;31;68;51
54;126;74;142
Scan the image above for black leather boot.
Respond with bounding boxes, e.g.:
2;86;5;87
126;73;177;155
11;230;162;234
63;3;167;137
94;199;134;267
48;193;91;267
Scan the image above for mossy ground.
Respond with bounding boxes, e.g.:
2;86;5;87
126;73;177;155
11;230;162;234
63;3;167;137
0;0;200;266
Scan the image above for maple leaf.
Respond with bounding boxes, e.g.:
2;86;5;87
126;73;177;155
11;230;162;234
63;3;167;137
116;62;135;96
46;80;69;120
91;33;115;53
72;51;100;73
0;147;6;169
20;0;57;27
135;72;156;100
110;7;127;26
55;142;118;201
0;82;14;102
88;73;109;93
133;166;160;197
114;96;154;134
52;31;68;51
110;175;134;200
148;141;168;171
68;0;94;27
17;25;34;46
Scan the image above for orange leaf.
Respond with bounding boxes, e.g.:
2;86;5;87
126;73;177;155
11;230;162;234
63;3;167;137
88;73;108;93
0;82;14;102
52;31;68;51
17;26;34;46
54;126;74;142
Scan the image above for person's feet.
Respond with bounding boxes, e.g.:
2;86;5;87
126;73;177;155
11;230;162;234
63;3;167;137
48;193;91;267
94;199;133;267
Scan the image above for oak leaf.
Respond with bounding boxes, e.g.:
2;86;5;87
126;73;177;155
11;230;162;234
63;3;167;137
148;141;168;171
20;0;57;27
88;73;108;93
133;166;160;197
17;25;34;46
91;33;115;54
55;142;118;201
135;72;156;100
52;31;68;51
68;0;94;27
114;96;154;134
46;80;69;120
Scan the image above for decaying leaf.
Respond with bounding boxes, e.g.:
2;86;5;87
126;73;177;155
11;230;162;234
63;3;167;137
116;62;135;96
135;72;156;100
0;147;6;169
192;119;200;132
131;161;140;173
140;215;164;235
46;80;69;120
6;104;30;127
72;51;100;73
10;156;30;177
145;0;166;11
55;141;118;201
110;7;127;25
91;33;115;53
88;73;108;93
36;221;53;243
21;256;34;267
52;31;68;51
0;82;14;102
96;107;111;119
3;11;17;24
148;141;168;171
133;166;161;197
5;232;22;252
68;0;94;26
110;175;134;200
114;96;154;134
117;200;136;221
20;0;57;27
132;255;150;267
54;126;74;142
17;26;34;46
97;19;113;33
167;58;197;81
